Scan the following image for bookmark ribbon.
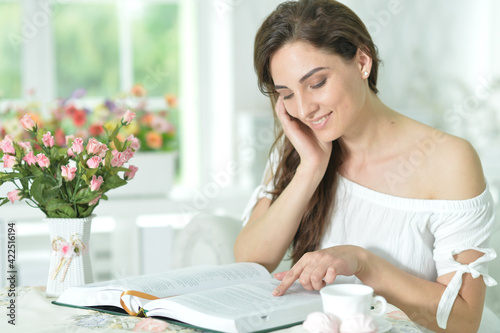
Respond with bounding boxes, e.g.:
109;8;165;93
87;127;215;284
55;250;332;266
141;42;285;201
120;290;161;317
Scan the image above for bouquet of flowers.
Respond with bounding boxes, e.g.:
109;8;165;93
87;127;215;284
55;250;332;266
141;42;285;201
46;86;177;152
0;111;140;218
0;85;177;153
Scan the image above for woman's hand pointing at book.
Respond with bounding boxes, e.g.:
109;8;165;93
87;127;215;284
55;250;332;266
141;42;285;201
272;246;367;296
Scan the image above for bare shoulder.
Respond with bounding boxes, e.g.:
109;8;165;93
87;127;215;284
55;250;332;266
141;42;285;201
419;127;486;200
391;114;486;200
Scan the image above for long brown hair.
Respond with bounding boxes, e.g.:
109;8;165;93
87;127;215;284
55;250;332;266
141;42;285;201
254;0;380;264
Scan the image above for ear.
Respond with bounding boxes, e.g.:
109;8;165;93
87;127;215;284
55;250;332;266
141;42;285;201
357;47;373;78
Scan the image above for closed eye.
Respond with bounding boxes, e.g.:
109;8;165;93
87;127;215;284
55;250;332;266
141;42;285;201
312;79;326;89
282;78;326;100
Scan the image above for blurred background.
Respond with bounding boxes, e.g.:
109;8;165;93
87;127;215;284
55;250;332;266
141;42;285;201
0;0;499;315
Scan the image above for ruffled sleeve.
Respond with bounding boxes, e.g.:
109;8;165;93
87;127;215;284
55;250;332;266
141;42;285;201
430;188;498;329
241;150;279;225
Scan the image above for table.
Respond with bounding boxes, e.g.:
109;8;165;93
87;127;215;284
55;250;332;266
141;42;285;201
0;286;423;332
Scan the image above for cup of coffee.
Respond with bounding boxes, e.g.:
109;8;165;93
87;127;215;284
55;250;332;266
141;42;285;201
319;284;387;321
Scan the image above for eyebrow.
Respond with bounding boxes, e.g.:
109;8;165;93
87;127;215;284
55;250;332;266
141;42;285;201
274;67;329;90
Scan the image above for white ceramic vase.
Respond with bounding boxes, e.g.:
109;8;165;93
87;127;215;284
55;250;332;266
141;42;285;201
45;215;94;297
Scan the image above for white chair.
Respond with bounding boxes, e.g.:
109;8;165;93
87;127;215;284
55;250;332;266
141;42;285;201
172;213;243;269
171;213;292;273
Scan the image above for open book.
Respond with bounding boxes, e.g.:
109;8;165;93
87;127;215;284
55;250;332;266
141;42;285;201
53;262;322;332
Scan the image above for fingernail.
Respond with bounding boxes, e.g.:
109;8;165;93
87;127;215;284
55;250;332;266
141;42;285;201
272;288;281;296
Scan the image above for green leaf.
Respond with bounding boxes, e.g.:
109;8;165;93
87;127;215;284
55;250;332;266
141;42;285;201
30;164;44;177
0;173;20;181
46;198;72;212
112;136;123;151
47;206;76;218
30;177;44;205
30;177;57;206
75;188;100;204
36;128;48;143
77;204;95;217
114;167;131;173
102;174;127;190
85;168;98;180
0;198;10;207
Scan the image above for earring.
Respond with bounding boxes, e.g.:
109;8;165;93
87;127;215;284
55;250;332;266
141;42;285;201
364;71;369;77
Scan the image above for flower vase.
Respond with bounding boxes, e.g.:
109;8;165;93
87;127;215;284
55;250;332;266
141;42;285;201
45;215;94;297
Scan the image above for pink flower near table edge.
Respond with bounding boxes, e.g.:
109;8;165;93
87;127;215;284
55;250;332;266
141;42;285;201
133;318;169;332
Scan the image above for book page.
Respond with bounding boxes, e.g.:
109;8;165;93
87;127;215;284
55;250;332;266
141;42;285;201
56;262;270;309
144;279;322;333
120;262;270;297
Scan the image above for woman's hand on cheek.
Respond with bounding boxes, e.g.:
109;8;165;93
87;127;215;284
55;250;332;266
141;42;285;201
272;246;365;296
275;96;332;172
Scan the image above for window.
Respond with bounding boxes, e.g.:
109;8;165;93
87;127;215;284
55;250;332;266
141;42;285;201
0;1;21;99
132;3;180;97
0;0;180;100
54;3;120;98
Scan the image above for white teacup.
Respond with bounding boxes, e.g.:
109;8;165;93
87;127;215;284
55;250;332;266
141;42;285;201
319;284;387;321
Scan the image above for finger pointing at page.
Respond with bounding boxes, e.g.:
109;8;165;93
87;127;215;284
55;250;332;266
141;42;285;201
272;263;305;296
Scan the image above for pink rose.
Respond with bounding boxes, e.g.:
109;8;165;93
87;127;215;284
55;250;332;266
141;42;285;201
87;156;102;169
20;114;36;131
18;141;32;152
0;140;15;154
97;143;108;158
86;138;101;155
123;148;135;162
2;154;17;168
89;194;101;206
42;131;55;147
71;138;84;154
67;148;75;157
124;165;138;180
111;152;126;167
22;151;37;166
90;175;104;191
36;153;50;168
126;135;141;151
61;165;77;181
133;318;168;332
122;110;136;125
7;189;22;203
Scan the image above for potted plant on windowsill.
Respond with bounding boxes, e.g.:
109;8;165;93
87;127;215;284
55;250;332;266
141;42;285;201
0;111;139;297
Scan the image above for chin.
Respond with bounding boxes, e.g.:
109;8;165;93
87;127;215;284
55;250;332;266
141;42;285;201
317;132;340;143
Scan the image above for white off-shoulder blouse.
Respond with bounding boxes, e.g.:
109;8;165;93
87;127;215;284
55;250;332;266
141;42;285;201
242;169;500;332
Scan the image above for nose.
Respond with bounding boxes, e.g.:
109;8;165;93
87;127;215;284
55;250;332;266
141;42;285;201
296;94;319;120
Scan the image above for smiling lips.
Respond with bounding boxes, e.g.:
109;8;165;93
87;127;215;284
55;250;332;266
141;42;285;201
310;112;332;130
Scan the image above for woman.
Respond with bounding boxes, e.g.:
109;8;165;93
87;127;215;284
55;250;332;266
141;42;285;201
233;0;499;332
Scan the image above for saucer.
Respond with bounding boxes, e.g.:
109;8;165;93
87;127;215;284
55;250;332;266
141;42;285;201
374;317;392;333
